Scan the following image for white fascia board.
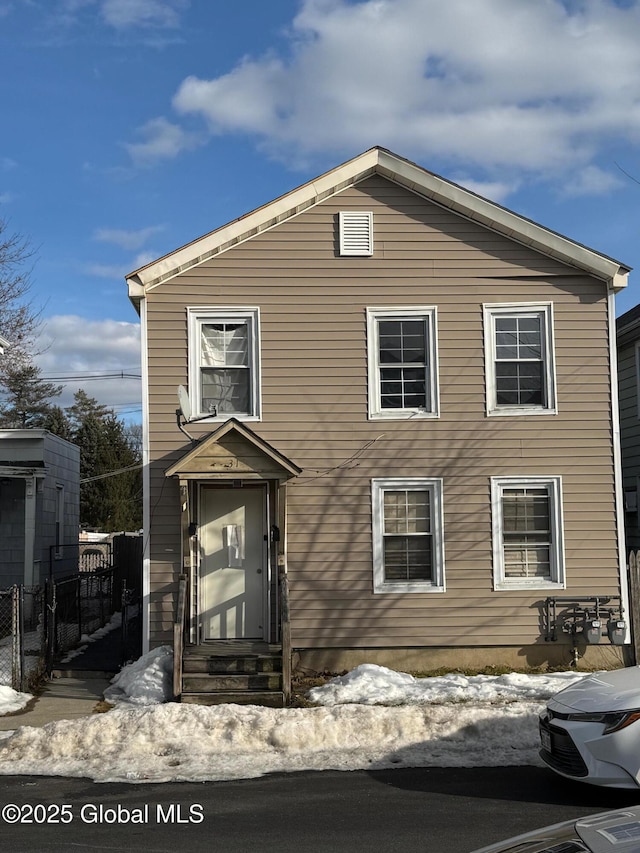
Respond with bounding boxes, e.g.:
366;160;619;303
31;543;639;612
129;150;381;292
376;150;629;290
126;146;629;297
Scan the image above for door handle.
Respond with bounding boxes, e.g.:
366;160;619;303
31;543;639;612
257;568;262;574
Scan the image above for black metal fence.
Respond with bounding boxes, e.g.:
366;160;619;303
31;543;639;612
47;569;114;664
0;534;142;691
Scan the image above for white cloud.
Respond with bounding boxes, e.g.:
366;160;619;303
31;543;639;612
449;176;519;204
36;315;141;415
130;0;640;195
125;116;202;166
100;0;187;29
94;225;164;251
84;262;126;279
560;164;625;196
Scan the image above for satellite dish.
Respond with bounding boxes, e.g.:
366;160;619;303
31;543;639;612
177;385;192;421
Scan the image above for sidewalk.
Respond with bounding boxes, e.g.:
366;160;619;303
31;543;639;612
0;629;124;731
0;675;113;730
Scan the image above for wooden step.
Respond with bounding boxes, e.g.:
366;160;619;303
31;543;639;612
182;672;282;693
181;691;285;707
182;655;282;674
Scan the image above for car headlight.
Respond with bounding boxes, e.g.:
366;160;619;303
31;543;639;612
565;710;640;735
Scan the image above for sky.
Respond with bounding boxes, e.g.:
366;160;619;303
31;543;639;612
3;0;640;419
0;647;587;784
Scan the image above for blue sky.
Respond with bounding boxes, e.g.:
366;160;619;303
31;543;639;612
2;0;640;419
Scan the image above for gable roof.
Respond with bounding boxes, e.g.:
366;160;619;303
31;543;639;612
165;418;302;481
127;146;630;311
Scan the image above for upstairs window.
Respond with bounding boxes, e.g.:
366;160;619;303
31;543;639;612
484;303;556;416
367;307;439;419
188;308;261;420
339;211;373;256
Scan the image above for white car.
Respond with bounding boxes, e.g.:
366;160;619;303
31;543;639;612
539;666;640;789
471;807;640;853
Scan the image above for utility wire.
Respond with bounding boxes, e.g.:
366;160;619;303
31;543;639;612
80;463;143;484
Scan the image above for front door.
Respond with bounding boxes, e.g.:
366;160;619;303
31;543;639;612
200;486;266;640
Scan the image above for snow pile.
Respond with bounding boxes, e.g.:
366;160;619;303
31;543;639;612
0;686;32;716
104;646;173;706
0;698;545;784
0;661;593;784
308;664;585;706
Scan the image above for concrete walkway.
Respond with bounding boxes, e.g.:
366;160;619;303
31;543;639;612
0;628;123;730
0;675;113;730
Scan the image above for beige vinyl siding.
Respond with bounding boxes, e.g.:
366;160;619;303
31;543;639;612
144;175;619;649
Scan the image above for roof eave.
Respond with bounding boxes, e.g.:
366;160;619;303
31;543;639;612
126;146;630;300
375;150;630;290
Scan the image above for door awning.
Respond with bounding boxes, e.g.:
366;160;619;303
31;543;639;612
164;418;302;482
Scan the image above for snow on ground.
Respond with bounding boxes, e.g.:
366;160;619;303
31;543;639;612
104;645;172;706
0;652;590;784
0;686;32;716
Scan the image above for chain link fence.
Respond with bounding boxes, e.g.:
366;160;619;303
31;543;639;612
0;534;142;690
0;586;46;692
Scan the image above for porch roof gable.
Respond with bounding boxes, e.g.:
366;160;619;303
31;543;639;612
164;418;302;481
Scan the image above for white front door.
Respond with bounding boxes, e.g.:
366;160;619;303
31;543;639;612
200;487;266;640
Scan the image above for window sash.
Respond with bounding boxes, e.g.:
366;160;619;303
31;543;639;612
484;304;555;416
372;479;444;593
494;315;545;407
367;308;438;418
378;318;429;410
188;309;260;419
502;487;552;579
382;489;432;582
492;477;564;589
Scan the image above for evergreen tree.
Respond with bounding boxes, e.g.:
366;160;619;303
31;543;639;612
65;389;109;433
41;405;74;441
0;359;62;428
65;391;142;532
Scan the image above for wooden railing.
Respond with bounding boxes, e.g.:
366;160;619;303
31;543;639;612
279;568;292;705
173;574;188;700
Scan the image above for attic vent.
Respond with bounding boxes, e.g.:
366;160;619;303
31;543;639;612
339;211;373;256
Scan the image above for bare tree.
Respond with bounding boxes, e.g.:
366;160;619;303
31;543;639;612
0;217;40;355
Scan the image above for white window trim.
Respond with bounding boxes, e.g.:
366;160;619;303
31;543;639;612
483;302;557;417
371;477;445;594
366;306;440;420
187;307;261;422
491;475;565;591
339;211;373;256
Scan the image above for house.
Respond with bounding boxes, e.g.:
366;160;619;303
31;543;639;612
127;147;631;704
0;430;80;587
617;305;640;551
